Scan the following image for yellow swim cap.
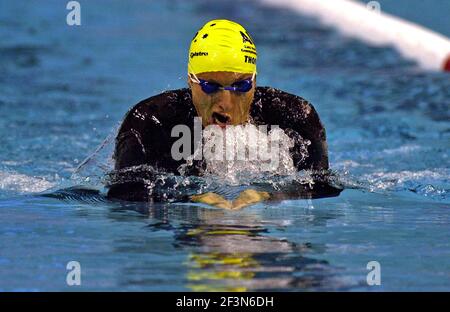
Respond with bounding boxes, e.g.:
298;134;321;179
188;19;257;75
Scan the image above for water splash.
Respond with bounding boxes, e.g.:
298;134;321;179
180;124;302;185
0;169;55;197
45;122;448;203
334;168;450;201
70;126;118;189
70;123;324;201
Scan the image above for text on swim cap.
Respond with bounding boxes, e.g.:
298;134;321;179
244;56;256;64
241;49;257;55
190;52;209;58
240;31;254;45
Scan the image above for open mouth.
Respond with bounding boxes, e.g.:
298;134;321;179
211;112;231;127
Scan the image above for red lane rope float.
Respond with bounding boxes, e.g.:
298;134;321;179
443;55;450;72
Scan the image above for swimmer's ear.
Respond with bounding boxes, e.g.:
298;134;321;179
187;74;193;88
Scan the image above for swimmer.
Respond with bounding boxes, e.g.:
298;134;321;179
107;19;341;207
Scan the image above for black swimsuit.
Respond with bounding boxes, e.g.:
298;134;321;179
107;86;341;201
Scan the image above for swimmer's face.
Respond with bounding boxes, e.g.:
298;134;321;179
188;71;256;128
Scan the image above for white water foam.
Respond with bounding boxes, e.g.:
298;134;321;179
0;170;56;195
180;124;302;186
336;168;449;200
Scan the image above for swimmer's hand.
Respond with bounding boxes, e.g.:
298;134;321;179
190;189;270;210
191;192;232;209
232;189;270;210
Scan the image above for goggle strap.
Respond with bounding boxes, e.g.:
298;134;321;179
189;72;201;84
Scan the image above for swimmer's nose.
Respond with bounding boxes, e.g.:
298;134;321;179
216;90;233;112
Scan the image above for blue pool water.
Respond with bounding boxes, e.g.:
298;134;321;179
0;0;449;291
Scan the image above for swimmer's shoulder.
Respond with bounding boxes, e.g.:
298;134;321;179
120;88;196;130
252;86;321;128
253;86;329;170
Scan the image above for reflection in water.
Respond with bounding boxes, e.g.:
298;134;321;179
118;202;350;291
42;187;354;290
180;224;331;291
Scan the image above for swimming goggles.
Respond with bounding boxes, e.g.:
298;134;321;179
189;72;255;94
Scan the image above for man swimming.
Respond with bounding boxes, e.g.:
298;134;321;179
106;19;341;207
